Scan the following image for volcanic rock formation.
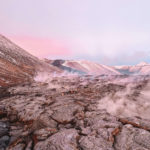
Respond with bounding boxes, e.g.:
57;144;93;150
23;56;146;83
1;75;150;149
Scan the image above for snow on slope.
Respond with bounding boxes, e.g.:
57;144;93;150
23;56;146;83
47;59;150;76
137;62;149;66
63;60;121;75
114;62;150;75
0;34;61;86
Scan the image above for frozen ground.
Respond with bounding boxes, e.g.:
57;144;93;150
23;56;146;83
1;75;150;149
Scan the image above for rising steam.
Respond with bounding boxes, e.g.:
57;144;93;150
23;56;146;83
98;81;150;119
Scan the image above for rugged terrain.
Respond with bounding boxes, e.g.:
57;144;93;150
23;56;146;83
1;75;150;150
1;35;150;149
0;35;61;87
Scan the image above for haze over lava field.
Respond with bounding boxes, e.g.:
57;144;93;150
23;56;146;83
1;35;150;149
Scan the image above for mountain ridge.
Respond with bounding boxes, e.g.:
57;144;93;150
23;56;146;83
0;34;62;87
47;59;150;76
0;34;150;87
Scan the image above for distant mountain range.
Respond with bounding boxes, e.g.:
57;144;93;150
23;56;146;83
0;34;150;87
45;59;121;75
46;59;150;76
114;62;150;75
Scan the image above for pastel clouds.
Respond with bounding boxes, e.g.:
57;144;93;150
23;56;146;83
1;0;150;65
7;31;150;65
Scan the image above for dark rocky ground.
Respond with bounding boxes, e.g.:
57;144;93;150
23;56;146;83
1;75;150;150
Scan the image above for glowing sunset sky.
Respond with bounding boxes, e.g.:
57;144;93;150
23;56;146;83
1;0;150;65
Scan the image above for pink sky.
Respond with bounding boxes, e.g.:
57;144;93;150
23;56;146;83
9;35;72;58
1;0;150;65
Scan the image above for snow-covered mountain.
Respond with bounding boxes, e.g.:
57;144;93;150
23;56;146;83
47;59;121;75
0;34;61;86
114;62;150;75
48;59;150;76
64;60;121;75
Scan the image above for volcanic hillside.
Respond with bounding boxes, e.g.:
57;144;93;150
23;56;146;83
0;34;61;87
